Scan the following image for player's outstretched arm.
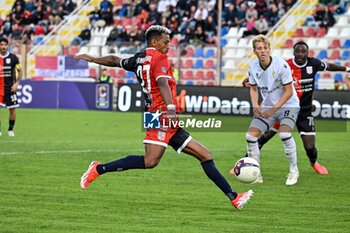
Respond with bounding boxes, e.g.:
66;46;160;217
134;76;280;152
326;63;350;72
74;54;122;67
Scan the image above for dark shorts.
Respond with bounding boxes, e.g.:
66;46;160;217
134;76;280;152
0;90;19;109
296;116;315;136
169;128;192;153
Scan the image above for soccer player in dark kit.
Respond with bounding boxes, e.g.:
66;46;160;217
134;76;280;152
0;38;22;137
75;25;253;209
247;41;350;175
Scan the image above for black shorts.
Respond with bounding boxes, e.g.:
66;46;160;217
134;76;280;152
296;116;315;136
0;90;19;109
169;127;192;153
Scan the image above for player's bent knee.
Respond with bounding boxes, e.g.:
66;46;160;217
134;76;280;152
144;158;161;169
246;133;258;143
278;132;292;141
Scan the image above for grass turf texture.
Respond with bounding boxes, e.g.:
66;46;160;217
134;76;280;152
0;109;349;233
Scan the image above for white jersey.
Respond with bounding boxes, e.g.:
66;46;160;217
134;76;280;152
248;56;299;108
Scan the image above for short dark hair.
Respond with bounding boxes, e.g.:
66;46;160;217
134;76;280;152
293;41;308;50
145;25;171;42
0;37;9;44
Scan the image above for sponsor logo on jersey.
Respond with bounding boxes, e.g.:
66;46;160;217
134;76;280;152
6;58;11;64
161;66;167;73
157;131;166;141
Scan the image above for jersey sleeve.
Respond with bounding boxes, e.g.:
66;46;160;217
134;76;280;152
248;65;256;86
120;55;137;72
152;55;171;81
314;58;327;72
280;59;293;85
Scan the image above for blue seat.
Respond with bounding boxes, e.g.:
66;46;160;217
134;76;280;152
193;59;204;69
193;48;204;57
204;48;215;58
126;79;135;84
314;73;320;90
124;71;135;79
340;50;350;60
317;50;328;60
341;39;350;48
185;81;194;85
221;27;228;37
334;73;343;82
221;38;227;47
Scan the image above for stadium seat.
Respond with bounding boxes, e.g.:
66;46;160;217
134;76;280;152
272;49;282;57
315;27;327;37
204;48;215;58
184;47;195;57
222;59;236;70
193;59;204;69
233;49;247;59
282;49;293;59
329;50;340;60
117;69;126;77
223;49;235;58
317;50;328;60
194;70;205;79
335;16;348;26
334;73;343;82
341;39;350;48
181;59;194;68
308;49;315;57
193;48;204;57
221;27;229;37
329;39;341;48
124;71;135;79
225;27;238;38
226;38;238;48
317;38;328;49
220;38;227;47
282;39;294;48
109;69;117;78
205;70;215;80
340;50;350;60
204;59;215;69
306;38;318;49
207;81;215;86
168;48;178;57
293;28;304;37
237;38;250;48
325;27;338;38
322;73;332;79
183;70;194;79
89;68;97;78
339;28;350;37
305;27;315;37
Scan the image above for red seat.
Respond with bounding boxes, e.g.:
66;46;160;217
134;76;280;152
89;68;97;78
322;73;331;79
109;69;117;78
308;49;315;57
204;59;215;69
181;59;194;68
205;70;215;80
207;81;215;86
117;69;126;77
315;27;326;37
329;39;341;49
170;37;179;46
168;48;178;57
305;27;315;37
182;70;194;79
184;48;195;57
329;50;340;60
293;28;304;37
194;70;205;79
283;39;293;48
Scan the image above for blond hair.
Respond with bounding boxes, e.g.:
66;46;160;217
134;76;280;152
252;35;270;49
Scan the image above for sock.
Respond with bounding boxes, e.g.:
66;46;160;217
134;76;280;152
246;133;260;164
9;120;15;131
96;155;145;175
257;135;269;150
201;160;237;201
306;147;318;165
280;134;298;172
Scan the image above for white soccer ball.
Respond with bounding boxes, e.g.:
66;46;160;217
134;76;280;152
233;157;260;183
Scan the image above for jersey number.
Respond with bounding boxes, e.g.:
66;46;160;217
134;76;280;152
137;64;151;93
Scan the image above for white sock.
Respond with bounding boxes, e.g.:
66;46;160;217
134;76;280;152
279;133;298;172
246;133;260;164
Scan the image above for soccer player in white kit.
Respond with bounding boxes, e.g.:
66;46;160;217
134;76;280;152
242;35;300;185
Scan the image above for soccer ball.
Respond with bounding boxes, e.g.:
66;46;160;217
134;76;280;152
233;157;260;183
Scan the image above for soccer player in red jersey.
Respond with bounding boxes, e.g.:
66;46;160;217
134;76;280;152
251;41;350;175
75;25;253;209
0;38;22;137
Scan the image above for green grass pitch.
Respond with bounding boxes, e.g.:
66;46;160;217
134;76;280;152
0;109;349;233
